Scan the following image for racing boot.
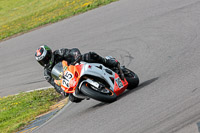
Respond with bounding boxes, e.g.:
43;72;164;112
82;52;119;68
104;56;119;68
105;56;125;80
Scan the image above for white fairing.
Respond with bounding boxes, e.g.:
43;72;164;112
79;62;115;91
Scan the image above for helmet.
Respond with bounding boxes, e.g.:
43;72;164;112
35;45;52;67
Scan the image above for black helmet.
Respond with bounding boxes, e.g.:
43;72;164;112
35;45;52;67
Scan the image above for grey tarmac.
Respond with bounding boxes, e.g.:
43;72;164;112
1;0;200;132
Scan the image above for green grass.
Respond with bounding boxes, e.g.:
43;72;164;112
0;88;63;133
0;0;117;41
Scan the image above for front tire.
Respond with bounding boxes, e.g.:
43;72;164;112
80;83;117;103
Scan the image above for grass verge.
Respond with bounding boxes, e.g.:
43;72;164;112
0;0;117;41
0;88;63;133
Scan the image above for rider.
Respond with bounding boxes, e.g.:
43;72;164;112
35;45;119;103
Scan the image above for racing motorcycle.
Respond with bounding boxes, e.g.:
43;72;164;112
51;56;139;103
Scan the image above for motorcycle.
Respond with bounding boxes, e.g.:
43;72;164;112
51;56;139;103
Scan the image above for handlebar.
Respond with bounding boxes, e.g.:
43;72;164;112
71;55;82;65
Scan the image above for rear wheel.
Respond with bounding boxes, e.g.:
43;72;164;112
123;68;139;90
80;82;117;103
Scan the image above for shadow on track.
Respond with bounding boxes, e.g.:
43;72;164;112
78;77;159;113
117;77;159;100
87;102;108;111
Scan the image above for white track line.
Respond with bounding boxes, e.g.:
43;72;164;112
3;86;53;98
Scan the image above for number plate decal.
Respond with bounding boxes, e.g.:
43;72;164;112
64;71;74;80
62;79;70;88
62;71;74;88
115;78;124;88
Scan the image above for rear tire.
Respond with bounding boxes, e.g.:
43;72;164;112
123;68;139;90
80;83;117;103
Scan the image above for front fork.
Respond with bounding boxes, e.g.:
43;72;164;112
72;79;101;99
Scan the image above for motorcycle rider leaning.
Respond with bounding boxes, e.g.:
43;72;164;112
35;45;119;103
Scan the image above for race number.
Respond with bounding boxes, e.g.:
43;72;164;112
62;71;74;88
62;79;70;88
64;71;73;80
115;78;124;88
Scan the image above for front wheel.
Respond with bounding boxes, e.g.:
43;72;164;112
80;83;117;103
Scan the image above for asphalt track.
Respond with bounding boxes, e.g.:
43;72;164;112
1;0;200;132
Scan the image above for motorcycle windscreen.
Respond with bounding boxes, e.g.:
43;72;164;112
51;62;64;80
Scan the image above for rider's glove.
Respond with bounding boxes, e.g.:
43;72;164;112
44;68;52;82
